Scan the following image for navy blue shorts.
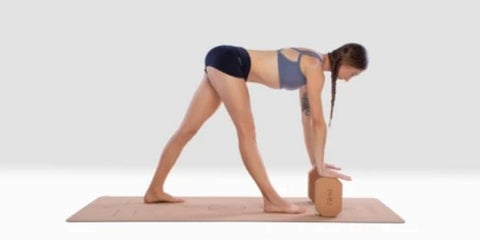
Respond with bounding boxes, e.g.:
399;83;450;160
204;45;251;81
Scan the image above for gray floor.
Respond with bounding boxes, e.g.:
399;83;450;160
1;167;478;239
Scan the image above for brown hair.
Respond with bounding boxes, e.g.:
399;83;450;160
327;43;368;127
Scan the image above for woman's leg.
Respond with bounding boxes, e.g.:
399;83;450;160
205;66;305;214
144;72;221;203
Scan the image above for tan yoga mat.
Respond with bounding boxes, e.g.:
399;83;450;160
66;196;405;223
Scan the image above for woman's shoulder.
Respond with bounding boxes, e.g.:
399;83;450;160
293;47;322;55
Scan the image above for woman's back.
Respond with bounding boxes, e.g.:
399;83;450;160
246;47;324;90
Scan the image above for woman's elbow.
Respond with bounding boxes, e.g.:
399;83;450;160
303;117;325;131
301;114;311;126
310;117;327;129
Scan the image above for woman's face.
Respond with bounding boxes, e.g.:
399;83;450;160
338;64;363;82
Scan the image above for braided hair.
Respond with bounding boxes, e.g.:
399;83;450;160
326;43;369;127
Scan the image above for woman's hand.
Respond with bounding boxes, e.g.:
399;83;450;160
324;163;341;170
316;163;352;181
311;162;341;170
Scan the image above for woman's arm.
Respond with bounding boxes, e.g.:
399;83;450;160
299;86;317;167
302;58;351;181
303;58;328;169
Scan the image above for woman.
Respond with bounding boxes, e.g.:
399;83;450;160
144;43;369;214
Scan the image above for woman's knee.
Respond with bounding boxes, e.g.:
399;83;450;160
236;124;256;140
174;127;198;142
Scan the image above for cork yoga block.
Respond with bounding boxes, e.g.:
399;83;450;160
308;167;320;202
308;168;343;217
314;177;343;217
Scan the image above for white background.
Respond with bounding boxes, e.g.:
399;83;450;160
1;0;479;171
1;0;479;238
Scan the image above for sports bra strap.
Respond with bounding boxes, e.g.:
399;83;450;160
291;47;323;61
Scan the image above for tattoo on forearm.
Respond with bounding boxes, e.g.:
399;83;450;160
301;92;311;116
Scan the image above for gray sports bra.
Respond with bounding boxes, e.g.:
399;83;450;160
277;47;325;90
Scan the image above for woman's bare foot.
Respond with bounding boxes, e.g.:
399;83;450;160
144;189;185;203
263;197;306;214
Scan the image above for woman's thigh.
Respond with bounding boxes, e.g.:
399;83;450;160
205;66;256;137
177;73;221;135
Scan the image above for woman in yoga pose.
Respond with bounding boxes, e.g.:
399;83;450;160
144;43;368;214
